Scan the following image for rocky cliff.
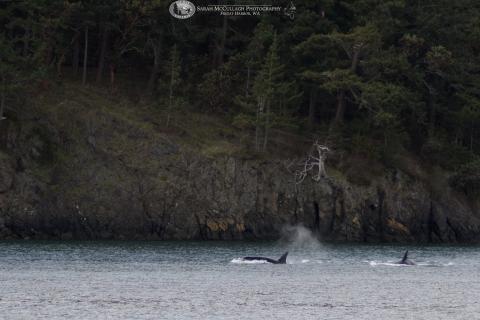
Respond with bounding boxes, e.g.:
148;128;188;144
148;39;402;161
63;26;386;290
1;86;479;242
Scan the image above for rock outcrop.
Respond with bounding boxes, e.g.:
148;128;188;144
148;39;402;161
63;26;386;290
1;94;479;242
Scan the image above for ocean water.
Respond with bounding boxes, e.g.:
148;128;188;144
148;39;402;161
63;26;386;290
0;240;479;319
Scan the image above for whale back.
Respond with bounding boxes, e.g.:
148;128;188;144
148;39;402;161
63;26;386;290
278;252;288;264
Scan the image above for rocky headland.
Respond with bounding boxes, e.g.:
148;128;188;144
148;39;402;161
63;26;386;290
1;84;479;242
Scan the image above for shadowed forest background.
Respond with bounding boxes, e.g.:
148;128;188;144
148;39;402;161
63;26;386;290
0;0;480;241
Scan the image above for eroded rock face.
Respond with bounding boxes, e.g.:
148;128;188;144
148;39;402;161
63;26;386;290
0;156;14;193
1;112;479;242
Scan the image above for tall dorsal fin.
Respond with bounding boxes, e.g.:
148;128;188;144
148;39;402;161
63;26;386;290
278;252;288;263
401;250;409;263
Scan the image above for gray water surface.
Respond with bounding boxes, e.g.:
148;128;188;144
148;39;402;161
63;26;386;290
0;241;478;319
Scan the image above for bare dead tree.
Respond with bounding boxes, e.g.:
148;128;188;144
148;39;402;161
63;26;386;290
295;140;330;184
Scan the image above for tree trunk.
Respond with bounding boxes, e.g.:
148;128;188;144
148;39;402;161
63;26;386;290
263;100;270;152
82;26;89;86
0;95;4;121
56;53;66;78
166;55;175;128
22;28;30;56
332;90;346;128
245;65;250;97
350;47;361;73
280;94;285;116
216;16;228;66
262;45;275;152
308;87;317;129
0;96;5;122
44;40;53;67
428;94;435;138
0;77;5;122
330;46;361;130
147;42;161;96
470;122;474;152
109;63;115;92
0;76;7;126
96;25;109;83
73;32;80;75
255;98;262;152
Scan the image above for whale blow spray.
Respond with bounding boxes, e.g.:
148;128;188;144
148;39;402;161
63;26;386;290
280;224;321;250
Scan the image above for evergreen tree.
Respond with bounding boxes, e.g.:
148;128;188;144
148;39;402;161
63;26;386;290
0;0;479;182
161;44;181;128
252;32;292;152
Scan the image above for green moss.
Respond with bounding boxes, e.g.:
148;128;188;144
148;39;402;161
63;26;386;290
30;81;314;168
201;141;241;158
0;151;9;161
327;167;347;183
450;158;480;193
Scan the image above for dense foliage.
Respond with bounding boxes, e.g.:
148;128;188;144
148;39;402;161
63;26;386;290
1;0;480;191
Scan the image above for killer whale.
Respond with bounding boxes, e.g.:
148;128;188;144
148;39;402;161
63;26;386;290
398;250;415;265
243;252;288;264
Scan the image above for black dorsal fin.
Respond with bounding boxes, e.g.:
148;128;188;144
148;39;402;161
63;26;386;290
278;252;288;263
402;250;409;263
